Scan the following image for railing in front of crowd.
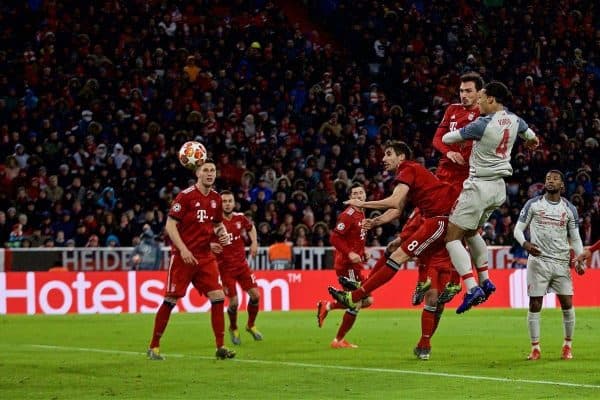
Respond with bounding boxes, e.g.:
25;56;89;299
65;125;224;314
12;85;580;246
2;246;598;272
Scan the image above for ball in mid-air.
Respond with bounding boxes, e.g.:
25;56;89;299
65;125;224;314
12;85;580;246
178;141;207;170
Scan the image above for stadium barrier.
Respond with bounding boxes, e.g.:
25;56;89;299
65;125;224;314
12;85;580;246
2;246;599;272
1;269;599;315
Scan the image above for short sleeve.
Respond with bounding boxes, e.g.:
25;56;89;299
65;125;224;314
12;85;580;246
396;164;416;188
517;117;529;133
460;116;490;140
334;212;352;235
168;193;186;221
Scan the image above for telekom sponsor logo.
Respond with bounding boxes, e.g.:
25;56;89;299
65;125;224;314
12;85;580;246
0;272;290;315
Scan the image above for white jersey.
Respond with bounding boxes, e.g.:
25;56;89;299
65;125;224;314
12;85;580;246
459;109;529;179
517;195;580;262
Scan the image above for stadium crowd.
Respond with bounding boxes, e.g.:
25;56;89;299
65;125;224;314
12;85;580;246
0;0;599;254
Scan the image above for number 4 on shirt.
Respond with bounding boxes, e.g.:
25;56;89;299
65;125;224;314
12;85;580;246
495;128;510;158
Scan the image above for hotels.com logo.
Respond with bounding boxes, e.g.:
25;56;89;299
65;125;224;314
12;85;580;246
0;272;290;315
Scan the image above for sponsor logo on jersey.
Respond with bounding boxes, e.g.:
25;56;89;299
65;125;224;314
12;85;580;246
210;200;217;208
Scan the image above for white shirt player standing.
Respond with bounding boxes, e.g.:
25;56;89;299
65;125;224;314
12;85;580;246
441;81;540;313
513;170;585;361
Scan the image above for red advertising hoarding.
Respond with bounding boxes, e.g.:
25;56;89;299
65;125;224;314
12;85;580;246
1;270;599;315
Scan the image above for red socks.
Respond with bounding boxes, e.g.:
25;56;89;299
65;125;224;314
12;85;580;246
211;299;225;348
149;301;175;348
247;298;259;328
418;307;436;349
335;310;358;341
227;305;238;330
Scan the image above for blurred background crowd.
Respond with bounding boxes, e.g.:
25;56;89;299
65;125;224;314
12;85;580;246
0;0;598;253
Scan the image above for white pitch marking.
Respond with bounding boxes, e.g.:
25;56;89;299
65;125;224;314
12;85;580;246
28;344;600;390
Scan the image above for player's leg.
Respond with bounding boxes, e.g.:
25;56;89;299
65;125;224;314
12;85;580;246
332;270;370;348
196;259;235;359
415;271;440;360
446;225;486;312
329;218;447;308
246;287;263;340
432;269;451;334
553;263;575;360
148;256;189;360
464;231;496;300
527;296;543;360
411;262;431;306
221;273;241;344
227;295;241;345
446;180;489;311
330;306;360;349
557;294;575;360
526;258;548;360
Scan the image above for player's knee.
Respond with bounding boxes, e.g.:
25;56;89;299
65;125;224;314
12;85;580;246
361;296;373;308
248;289;260;303
389;248;409;264
558;296;573;310
207;289;225;303
424;291;438;306
163;297;178;307
228;297;239;310
529;297;543;312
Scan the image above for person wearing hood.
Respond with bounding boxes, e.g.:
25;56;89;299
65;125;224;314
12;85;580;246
131;224;162;270
97;186;117;210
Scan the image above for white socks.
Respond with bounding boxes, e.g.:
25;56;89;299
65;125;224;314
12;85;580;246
527;311;541;346
562;307;575;346
465;234;489;281
446;240;477;291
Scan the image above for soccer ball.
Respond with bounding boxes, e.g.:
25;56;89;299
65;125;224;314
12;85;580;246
178;141;207;170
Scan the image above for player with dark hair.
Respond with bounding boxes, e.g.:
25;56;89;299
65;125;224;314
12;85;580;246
147;160;235;360
211;190;262;345
514;170;585;360
317;183;372;348
329;142;462;319
443;80;539;313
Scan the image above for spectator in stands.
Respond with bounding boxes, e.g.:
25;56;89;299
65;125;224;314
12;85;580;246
131;225;162;271
0;0;598;252
268;234;293;270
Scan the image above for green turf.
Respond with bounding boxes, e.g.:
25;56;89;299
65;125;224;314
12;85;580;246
1;308;599;399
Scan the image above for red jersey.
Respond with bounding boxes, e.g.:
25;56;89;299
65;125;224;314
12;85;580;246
330;206;366;268
395;161;460;218
433;103;479;185
168;186;223;255
216;212;253;270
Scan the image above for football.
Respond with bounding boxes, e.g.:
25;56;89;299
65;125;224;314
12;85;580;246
178;141;207;170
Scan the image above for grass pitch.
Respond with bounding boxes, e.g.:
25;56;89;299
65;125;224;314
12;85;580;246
1;308;599;399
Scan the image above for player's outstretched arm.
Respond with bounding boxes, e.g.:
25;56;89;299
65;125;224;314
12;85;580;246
345;184;408;211
363;208;402;229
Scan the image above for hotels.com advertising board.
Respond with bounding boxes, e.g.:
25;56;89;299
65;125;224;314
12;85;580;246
1;270;599;315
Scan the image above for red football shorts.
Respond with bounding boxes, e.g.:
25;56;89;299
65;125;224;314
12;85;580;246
219;262;258;297
400;216;448;258
166;252;222;298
